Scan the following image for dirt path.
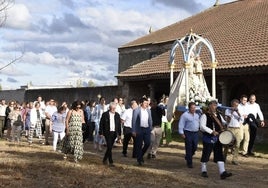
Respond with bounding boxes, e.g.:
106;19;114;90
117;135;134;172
0;138;268;188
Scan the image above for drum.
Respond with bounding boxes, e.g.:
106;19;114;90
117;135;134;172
219;130;235;145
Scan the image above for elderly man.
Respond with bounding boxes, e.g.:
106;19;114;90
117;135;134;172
99;102;121;167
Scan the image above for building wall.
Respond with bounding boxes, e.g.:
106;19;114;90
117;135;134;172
118;43;171;73
0;86;120;106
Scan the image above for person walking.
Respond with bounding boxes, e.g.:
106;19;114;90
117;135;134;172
178;102;200;168
132;97;153;166
99;102;121;167
225;99;243;165
147;99;164;159
246;94;265;156
62;100;85;163
51;106;66;152
0;99;7;138
200;100;232;179
28;102;44;145
121;99;138;158
44;99;57;145
238;95;250;157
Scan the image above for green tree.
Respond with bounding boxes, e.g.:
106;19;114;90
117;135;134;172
88;80;95;87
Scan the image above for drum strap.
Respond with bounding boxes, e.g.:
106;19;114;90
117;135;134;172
208;111;225;132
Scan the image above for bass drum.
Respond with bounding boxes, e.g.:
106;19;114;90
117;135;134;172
219;130;235;145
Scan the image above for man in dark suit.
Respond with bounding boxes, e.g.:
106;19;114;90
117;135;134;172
99;102;121;167
132;97;153;165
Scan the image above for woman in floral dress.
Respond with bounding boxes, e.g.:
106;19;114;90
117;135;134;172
62;100;85;163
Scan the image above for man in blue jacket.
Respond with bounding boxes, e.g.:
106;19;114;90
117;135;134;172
132;97;153;166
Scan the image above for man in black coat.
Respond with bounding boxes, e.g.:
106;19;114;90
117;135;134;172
99;102;121;166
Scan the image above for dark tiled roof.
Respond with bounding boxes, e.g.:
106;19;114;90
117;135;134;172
117;0;268;78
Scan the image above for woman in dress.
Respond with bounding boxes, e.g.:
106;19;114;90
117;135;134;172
62;100;85;163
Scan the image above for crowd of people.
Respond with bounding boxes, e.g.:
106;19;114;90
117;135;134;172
0;93;265;180
178;94;265;179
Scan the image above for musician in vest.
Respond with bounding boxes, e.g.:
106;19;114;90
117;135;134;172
200;100;232;180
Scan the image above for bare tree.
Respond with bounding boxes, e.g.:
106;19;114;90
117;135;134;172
0;0;14;26
0;1;23;71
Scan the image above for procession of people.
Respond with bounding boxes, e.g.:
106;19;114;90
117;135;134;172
0;93;266;180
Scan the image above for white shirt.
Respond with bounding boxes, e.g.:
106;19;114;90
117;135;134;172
225;109;242;128
200;113;226;134
116;104;125;116
121;108;133;128
238;103;249;122
109;112;115;131
95;104;109;122
45;105;57;118
247;102;264;121
0;104;7;116
140;108;149;128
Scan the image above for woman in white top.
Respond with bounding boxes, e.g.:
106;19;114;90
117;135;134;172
28;102;43;145
51;106;66;151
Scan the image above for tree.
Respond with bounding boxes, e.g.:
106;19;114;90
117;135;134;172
88;80;95;87
0;1;22;71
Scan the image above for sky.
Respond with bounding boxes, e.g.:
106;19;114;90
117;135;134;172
0;0;235;90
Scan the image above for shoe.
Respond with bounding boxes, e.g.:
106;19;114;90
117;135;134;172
63;154;67;160
137;161;143;166
109;163;115;167
151;154;156;159
242;154;248;158
248;152;255;156
201;172;208;178
232;161;239;165
103;160;108;165
220;171;232;179
45;142;49;145
147;154;152;159
122;153;127;157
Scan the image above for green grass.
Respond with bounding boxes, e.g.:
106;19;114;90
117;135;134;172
254;143;268;154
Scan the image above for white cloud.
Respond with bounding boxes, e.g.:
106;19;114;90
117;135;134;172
5;3;32;29
0;0;235;90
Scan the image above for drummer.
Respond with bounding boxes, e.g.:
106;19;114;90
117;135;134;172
200;100;232;180
225;99;243;165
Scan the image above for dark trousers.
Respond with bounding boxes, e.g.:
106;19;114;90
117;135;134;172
88;122;95;142
122;127;136;157
103;131;117;164
41;119;46;135
248;124;257;154
201;140;225;163
82;123;89;143
184;130;199;165
135;127;151;163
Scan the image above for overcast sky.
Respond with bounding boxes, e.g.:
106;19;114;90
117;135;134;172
0;0;235;90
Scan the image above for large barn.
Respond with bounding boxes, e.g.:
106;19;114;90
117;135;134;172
116;0;268;119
